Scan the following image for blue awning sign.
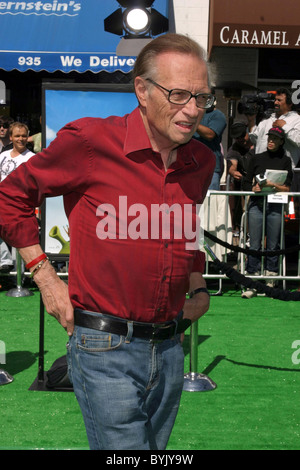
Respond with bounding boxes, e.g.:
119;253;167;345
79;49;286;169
0;0;168;73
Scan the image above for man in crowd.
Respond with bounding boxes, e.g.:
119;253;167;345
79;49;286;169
247;87;300;168
0;34;215;450
0;115;14;153
0;122;34;181
0;122;34;271
194;92;227;189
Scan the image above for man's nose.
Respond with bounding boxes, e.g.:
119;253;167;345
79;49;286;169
185;97;202;117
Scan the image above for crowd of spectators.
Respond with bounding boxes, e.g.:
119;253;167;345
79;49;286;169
197;87;300;298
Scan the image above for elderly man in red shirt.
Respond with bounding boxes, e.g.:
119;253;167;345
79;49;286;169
0;33;215;450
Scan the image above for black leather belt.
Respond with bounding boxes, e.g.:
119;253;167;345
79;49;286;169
74;308;191;341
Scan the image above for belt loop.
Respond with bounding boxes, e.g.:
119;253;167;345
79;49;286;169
125;321;134;343
173;310;183;336
173;318;179;336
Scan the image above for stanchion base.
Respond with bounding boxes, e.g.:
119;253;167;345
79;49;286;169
6;286;34;297
0;369;14;385
183;372;217;392
29;372;73;392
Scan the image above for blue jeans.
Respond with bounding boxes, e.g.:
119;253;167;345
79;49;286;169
67;316;184;450
208;171;221;190
247;199;283;273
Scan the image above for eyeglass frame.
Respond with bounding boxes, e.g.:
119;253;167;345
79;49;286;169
0;123;9;129
146;78;214;109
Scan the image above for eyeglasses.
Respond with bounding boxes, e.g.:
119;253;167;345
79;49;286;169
0;123;9;129
146;78;214;109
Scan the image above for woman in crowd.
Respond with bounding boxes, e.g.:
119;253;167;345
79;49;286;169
242;126;293;298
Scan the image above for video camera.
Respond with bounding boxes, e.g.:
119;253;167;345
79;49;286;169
238;92;276;122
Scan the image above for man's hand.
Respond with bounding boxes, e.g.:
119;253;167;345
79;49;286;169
231;170;243;181
35;263;74;336
252;182;262;192
19;245;74;335
273;119;286;128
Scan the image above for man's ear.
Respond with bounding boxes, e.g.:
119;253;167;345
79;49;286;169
134;77;148;108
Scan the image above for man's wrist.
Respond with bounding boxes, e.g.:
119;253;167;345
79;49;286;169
30;256;50;278
31;260;57;286
188;287;209;298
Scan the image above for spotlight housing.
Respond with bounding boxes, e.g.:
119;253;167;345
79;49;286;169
104;1;168;39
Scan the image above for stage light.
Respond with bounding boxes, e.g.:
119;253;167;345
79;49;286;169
104;0;168;49
123;8;151;36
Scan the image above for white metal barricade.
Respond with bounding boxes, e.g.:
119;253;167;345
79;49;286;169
202;190;300;287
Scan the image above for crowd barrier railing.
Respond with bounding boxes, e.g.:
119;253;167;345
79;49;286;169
202;190;300;286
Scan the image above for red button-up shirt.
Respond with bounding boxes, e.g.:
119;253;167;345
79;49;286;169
0;107;215;322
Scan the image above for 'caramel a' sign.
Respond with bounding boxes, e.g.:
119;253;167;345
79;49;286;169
213;24;300;49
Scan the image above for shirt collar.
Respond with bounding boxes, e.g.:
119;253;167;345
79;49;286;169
124;107;152;156
124;106;199;168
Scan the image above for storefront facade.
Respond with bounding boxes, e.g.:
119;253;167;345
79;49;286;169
180;0;300;149
0;0;170;133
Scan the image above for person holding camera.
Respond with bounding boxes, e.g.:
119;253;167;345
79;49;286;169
241;127;293;298
246;87;300;169
226;122;254;235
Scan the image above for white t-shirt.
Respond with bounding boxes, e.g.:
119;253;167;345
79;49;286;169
0;148;34;182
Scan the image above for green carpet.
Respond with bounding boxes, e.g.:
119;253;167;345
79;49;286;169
1;280;300;450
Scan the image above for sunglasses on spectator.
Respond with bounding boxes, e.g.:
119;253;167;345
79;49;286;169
0;123;9;129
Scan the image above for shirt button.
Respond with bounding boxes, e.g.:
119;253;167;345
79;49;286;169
165;243;169;248
162;275;166;281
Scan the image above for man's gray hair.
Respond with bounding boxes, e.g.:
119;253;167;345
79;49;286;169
132;33;207;81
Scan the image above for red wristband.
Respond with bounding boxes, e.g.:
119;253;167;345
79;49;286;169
25;253;47;270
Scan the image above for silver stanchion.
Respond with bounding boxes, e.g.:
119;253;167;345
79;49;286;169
183;320;217;391
183;242;218;391
6;251;33;297
0;369;14;385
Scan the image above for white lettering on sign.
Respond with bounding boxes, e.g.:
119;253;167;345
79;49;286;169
89;56;135;68
60;55;82;67
220;26;290;46
0;1;81;16
57;55;136;70
295;34;300;46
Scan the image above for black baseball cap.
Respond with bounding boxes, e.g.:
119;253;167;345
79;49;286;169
230;122;247;138
266;126;285;141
